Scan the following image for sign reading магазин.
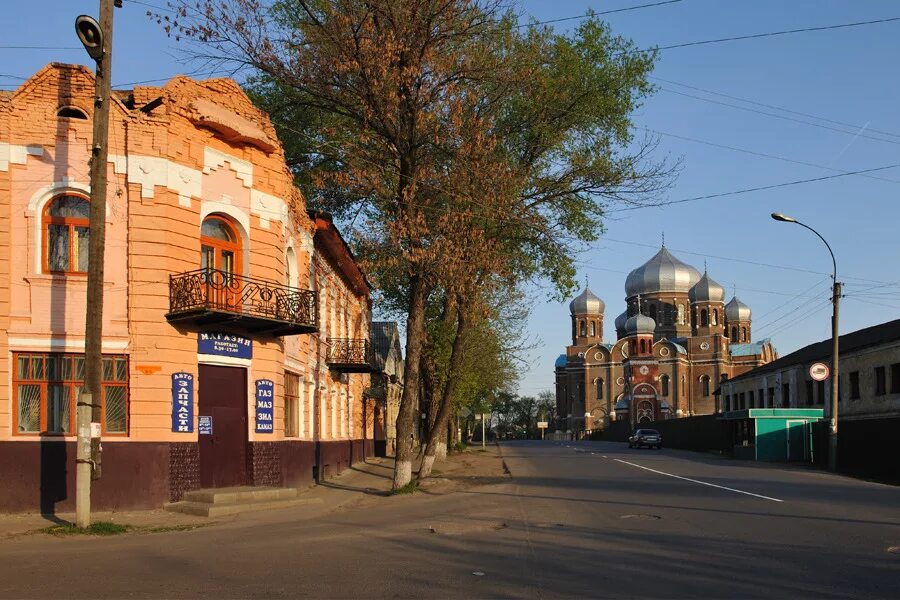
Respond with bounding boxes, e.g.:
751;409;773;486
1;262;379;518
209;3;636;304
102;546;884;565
255;379;274;433
171;372;194;433
198;332;253;359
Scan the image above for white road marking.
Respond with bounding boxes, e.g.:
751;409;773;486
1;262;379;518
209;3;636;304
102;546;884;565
613;458;784;503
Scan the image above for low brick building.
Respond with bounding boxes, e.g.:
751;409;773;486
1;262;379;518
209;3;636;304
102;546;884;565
0;63;374;513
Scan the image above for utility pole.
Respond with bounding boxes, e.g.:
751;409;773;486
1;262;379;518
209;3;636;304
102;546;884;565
829;280;841;472
75;0;116;528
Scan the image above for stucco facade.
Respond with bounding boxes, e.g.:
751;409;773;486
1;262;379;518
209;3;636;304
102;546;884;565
721;318;900;421
0;64;373;512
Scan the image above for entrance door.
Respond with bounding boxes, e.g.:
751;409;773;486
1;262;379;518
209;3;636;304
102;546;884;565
786;419;807;462
198;364;248;488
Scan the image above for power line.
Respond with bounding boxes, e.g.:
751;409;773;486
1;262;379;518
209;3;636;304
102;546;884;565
658;87;900;147
608;163;900;213
518;0;685;28
0;46;81;50
643;127;900;185
649;76;900;141
651;16;900;51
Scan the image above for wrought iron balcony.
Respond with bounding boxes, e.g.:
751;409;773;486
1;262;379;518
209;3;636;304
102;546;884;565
166;268;318;336
327;338;374;373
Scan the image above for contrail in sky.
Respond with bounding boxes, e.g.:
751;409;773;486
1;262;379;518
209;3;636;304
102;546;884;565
829;121;870;166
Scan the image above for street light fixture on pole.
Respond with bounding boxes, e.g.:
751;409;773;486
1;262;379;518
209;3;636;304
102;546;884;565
771;213;841;472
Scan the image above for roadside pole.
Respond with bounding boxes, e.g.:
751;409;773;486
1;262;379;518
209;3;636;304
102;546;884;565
481;413;486;448
75;0;116;528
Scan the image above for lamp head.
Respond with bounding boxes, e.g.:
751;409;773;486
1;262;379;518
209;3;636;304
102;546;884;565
75;15;104;61
771;212;797;223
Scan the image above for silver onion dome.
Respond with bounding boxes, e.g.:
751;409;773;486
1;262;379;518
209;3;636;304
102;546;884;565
625;313;656;335
625;246;702;297
569;287;605;315
725;296;752;321
689;271;726;303
614;310;628;332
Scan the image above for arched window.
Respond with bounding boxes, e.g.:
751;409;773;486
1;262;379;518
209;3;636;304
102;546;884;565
579;320;586;337
589;321;596;337
661;375;669;396
741;327;748;342
649;304;657;321
700;309;708;327
701;375;710;397
595;378;603;400
731;326;738;342
57;106;88;119
43;194;90;274
677;304;685;324
712;309;718;325
639;339;646;353
201;215;241;306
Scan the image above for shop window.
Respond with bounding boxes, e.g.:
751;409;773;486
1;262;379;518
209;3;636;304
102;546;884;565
890;363;900;395
13;352;128;435
875;366;886;396
849;371;860;400
285;372;300;437
43;194;90;274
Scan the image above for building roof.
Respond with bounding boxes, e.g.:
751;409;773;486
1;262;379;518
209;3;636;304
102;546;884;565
555;354;568;368
727;319;900;384
689;271;725;303
729;338;771;357
625;245;702;297
725;296;752;321
569;287;605;315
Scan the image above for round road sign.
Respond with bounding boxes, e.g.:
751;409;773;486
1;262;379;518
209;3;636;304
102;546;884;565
809;362;829;381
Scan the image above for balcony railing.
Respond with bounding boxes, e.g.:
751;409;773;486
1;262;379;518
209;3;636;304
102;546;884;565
327;338;374;373
166;268;318;336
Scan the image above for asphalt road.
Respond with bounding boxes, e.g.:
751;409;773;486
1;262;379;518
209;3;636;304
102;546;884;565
1;441;898;598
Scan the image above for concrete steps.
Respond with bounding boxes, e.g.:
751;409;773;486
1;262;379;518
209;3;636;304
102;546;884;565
164;486;323;517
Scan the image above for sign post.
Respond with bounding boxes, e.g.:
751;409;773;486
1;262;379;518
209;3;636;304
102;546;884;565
537;421;549;440
809;362;829;382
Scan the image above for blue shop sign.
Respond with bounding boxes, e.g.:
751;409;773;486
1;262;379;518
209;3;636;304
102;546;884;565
199;415;213;436
255;379;274;433
198;332;253;359
171;372;194;433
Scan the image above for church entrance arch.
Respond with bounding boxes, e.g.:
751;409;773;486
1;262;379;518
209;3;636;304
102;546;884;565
637;401;654;424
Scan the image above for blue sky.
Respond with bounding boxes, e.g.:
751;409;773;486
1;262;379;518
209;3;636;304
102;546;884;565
2;1;899;399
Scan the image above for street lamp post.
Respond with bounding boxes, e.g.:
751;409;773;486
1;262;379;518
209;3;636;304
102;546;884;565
771;213;841;472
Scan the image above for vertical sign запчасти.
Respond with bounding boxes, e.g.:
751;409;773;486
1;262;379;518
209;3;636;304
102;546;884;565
171;372;194;433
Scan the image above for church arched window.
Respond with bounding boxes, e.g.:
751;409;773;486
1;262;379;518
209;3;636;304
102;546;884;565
677;304;685;324
661;375;669;396
639;339;646;353
700;309;708;327
595;378;603;400
649;304;657;321
580;320;586;337
741;327;747;342
589;321;596;337
700;375;710;397
731;326;738;342
712;309;718;325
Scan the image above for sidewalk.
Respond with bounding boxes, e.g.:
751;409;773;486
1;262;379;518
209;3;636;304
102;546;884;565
0;444;507;539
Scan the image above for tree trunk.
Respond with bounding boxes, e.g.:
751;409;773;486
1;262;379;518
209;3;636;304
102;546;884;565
418;301;468;480
392;274;428;489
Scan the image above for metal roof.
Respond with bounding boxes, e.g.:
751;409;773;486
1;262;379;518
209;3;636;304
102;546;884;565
729;338;770;357
625;246;701;297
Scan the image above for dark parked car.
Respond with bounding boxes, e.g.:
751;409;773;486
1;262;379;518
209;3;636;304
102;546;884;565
628;429;662;449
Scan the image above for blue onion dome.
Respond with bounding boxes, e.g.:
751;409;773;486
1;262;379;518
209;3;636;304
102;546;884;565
725;296;752;321
569;287;605;315
615;310;628;332
555;354;568;368
614;397;630;411
689;271;725;303
625;313;656;335
625;246;702;297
